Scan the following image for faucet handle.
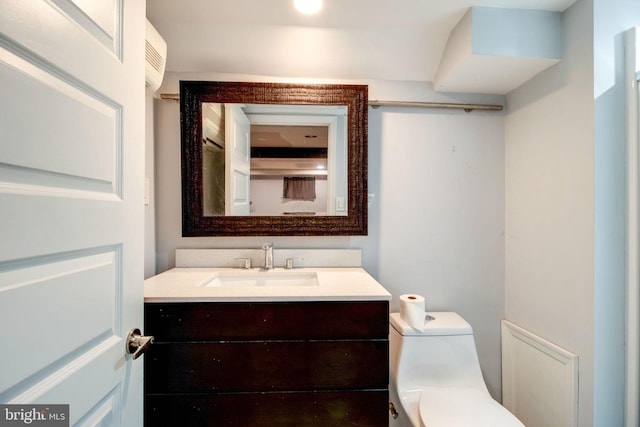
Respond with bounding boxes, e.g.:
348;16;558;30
285;258;304;269
235;257;252;269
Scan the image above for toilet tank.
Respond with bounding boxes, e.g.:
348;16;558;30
389;312;488;393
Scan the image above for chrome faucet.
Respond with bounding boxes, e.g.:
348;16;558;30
262;243;273;269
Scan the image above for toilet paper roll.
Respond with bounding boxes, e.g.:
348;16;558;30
400;294;426;332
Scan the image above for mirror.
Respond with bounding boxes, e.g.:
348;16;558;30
181;81;368;236
201;103;347;216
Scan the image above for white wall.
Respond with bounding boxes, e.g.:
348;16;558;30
360;105;506;397
150;74;506;399
505;0;640;424
250;177;328;215
505;1;595;423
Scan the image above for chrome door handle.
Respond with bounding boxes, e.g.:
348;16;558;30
126;328;154;360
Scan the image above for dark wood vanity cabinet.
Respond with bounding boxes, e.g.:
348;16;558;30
144;301;389;426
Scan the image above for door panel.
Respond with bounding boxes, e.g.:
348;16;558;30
0;250;119;392
0;49;118;186
0;1;145;425
225;104;251;215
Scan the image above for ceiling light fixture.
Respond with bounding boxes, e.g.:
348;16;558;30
294;0;322;15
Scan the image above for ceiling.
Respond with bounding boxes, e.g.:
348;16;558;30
252;125;328;148
147;0;576;83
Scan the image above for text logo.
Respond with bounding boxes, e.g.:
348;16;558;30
0;405;69;426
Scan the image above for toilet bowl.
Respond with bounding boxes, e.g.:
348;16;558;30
389;312;523;427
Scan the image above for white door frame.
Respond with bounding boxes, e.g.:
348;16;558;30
625;26;640;427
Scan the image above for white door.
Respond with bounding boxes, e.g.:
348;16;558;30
225;104;251;215
0;1;145;426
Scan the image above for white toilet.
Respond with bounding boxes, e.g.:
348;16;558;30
389;312;524;427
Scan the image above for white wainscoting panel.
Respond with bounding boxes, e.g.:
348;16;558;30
502;320;579;427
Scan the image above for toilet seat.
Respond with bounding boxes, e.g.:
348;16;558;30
419;388;523;427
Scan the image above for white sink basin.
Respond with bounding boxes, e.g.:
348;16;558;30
202;270;319;288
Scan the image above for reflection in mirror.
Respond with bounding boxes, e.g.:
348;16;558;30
202;103;348;216
181;81;368;236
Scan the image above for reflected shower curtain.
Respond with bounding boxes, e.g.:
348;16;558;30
282;176;316;201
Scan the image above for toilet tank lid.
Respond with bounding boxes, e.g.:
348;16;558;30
390;312;473;336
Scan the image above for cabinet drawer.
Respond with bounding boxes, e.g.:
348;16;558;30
145;301;389;341
145;390;389;427
145;340;389;393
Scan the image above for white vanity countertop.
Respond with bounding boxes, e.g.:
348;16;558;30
144;267;392;303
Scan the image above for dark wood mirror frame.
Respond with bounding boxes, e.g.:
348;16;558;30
180;81;368;236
